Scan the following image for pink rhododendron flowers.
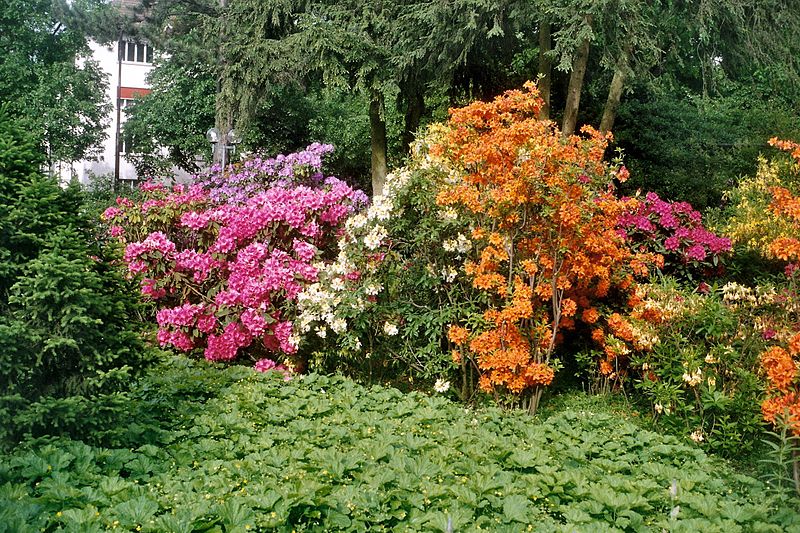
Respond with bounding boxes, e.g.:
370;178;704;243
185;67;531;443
618;192;731;276
254;358;293;380
104;146;365;367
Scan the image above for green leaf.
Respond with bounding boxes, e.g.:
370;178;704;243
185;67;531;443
502;494;530;523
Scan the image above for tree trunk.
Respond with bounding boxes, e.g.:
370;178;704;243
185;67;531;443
537;20;552;120
369;92;388;197
401;89;425;153
599;51;629;134
561;19;592;139
213;110;233;167
213;0;231;166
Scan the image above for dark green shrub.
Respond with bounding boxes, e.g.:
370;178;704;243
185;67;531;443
614;83;800;210
0;107;156;444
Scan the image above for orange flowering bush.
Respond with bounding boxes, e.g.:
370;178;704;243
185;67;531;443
759;139;800;439
437;83;660;413
760;337;800;495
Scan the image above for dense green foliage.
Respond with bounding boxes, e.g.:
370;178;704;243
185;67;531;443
615;80;800;208
0;108;156;444
122;0;800;192
1;357;797;532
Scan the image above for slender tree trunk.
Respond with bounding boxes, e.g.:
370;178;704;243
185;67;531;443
561;18;592;139
537;20;552;120
599;51;630;134
213;0;231;166
401;89;425;153
369;92;388;197
793;444;800;496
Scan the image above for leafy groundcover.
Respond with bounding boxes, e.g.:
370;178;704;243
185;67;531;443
1;358;798;532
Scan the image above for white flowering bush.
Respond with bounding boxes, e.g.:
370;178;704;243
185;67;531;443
295;131;485;397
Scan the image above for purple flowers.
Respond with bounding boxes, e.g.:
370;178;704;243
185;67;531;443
195;143;345;205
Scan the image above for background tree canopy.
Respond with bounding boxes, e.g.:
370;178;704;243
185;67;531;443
113;0;800;204
0;0;119;174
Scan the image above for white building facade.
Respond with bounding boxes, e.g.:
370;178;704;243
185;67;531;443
56;30;165;186
65;37;154;185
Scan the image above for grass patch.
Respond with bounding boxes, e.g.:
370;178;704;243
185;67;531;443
1;357;798;532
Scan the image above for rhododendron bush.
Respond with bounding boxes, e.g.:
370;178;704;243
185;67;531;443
103;145;367;367
754;139;800;463
630;279;776;456
294;153;485;395
433;83;662;413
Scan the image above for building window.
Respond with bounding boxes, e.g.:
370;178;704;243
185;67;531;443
118;131;137;155
120;98;134;113
119;39;153;64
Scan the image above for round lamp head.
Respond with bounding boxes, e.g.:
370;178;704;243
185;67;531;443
227;129;242;145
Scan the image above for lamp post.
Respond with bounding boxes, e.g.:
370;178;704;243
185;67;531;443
206;127;241;168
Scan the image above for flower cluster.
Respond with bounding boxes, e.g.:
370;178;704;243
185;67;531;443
618;191;731;278
253;358;294;380
431;83;660;409
194;143;353;205
104;148;365;366
629;278;774;454
295;167;427;344
761;339;800;434
292;136;487;392
721;282;778;309
757;138;800;435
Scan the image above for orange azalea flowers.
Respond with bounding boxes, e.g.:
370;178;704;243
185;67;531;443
761;342;800;434
760;139;800;434
436;83;657;410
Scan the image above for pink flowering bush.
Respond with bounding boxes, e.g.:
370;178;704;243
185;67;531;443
103;146;367;368
617;191;731;280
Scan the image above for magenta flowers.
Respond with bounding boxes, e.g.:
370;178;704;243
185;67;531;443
618;191;731;278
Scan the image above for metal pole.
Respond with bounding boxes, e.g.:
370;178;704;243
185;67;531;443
113;35;123;192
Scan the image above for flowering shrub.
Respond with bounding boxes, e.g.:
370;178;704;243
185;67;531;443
295;157;485;397
723;157;796;258
631;279;777;456
295;85;667;409
434;84;666;413
723;139;800;281
617;191;731;280
754;140;800;491
196;142;336;204
103;147;367;368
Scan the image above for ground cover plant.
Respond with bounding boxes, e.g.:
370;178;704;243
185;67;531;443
1;357;799;532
